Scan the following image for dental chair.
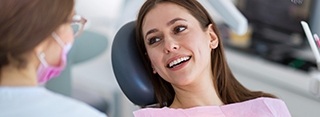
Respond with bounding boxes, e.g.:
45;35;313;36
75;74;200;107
111;21;156;107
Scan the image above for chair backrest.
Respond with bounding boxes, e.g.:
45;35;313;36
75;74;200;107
111;21;156;107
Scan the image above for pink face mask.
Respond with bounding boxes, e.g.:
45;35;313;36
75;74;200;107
37;32;73;84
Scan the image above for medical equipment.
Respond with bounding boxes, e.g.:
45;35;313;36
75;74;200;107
199;0;248;35
301;21;320;70
314;34;320;47
119;0;248;35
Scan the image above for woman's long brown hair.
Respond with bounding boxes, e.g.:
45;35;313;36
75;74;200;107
0;0;74;82
136;0;276;107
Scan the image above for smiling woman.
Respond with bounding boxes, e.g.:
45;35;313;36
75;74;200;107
133;0;292;117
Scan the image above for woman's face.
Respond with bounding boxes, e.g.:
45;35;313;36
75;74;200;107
41;13;75;66
142;2;218;86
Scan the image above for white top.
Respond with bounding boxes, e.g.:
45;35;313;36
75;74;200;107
0;86;107;117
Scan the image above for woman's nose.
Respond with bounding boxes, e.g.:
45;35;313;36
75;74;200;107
163;37;179;54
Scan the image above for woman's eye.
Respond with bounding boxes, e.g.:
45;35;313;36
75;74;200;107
148;37;161;45
173;25;187;34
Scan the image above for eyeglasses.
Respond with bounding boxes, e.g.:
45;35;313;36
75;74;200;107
71;15;87;37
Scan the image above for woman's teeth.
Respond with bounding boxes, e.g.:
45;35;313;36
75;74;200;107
168;56;191;68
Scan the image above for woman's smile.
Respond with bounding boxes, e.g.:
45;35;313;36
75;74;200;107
167;56;192;70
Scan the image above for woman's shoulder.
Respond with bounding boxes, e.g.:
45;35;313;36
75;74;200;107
239;97;289;109
221;97;288;108
255;97;291;116
221;97;291;117
133;97;291;117
239;97;286;105
41;89;108;117
133;106;223;117
0;87;107;117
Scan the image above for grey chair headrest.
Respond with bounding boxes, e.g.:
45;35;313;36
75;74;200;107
111;21;156;106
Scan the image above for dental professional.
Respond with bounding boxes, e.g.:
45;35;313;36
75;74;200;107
0;0;107;117
133;0;291;116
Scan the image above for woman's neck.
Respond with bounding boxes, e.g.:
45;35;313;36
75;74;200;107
0;64;38;86
170;76;223;109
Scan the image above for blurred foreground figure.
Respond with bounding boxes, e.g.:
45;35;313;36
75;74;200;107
0;0;107;117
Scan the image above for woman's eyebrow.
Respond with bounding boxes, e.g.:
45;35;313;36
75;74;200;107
145;29;158;39
167;17;187;26
145;17;187;39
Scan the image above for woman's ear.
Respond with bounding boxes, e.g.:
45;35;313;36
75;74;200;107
34;34;55;53
151;64;157;74
207;24;219;49
34;39;49;54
